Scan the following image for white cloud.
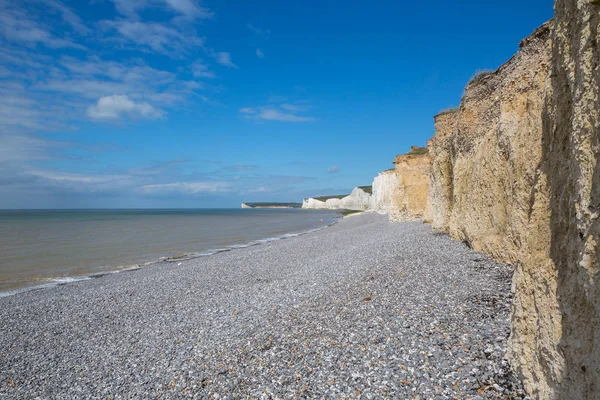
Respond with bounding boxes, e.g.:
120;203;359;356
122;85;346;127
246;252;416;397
246;23;270;38
102;19;205;55
0;82;78;132
256;48;265;58
28;170;123;184
110;0;147;17
0;1;84;49
140;181;231;194
257;109;315;122
60;56;175;85
281;103;310;112
111;0;212;20
191;60;215;78
240;101;315;123
246;23;262;35
104;1;211;56
87;95;163;120
0;0;247;205
0;0;212;132
0;134;69;162
164;0;213;19
214;52;237;68
327;166;340;173
45;0;92;35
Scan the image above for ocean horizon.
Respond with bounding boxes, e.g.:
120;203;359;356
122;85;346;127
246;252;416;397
0;208;341;297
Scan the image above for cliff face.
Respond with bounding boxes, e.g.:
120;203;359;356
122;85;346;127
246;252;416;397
302;197;341;210
515;2;600;398
427;22;558;396
423;113;457;228
302;187;371;210
427;10;600;398
341;187;372;210
370;170;401;214
371;147;431;221
428;23;552;263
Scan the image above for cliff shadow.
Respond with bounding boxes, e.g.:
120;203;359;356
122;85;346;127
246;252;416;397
544;2;600;397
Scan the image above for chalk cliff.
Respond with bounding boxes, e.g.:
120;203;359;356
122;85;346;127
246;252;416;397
370;169;400;214
426;10;600;398
371;147;431;221
514;2;600;398
428;21;552;263
426;21;557;396
302;187;371;210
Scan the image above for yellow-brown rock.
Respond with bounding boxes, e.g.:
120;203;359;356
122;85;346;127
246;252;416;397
512;1;600;398
426;21;563;398
428;22;552;263
424;112;458;228
370;147;431;221
426;10;600;397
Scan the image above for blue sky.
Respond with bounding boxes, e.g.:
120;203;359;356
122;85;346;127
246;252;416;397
0;0;553;208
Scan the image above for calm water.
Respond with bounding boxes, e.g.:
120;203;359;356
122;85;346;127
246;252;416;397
0;209;340;296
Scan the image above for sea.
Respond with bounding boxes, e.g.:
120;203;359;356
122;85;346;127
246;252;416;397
0;208;341;297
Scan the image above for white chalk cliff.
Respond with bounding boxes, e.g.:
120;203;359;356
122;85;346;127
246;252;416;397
369;170;401;214
302;187;371;210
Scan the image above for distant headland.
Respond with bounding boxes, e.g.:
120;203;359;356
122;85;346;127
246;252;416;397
240;202;302;209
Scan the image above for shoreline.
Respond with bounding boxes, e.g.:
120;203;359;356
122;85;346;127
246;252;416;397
0;214;342;299
0;213;526;398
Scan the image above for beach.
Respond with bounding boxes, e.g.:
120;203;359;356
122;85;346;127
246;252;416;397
0;213;525;398
0;209;339;295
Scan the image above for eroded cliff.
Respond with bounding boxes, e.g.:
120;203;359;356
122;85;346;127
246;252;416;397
518;1;600;398
371;147;431;221
426;9;600;398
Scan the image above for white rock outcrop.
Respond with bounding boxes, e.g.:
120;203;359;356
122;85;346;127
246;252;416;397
341;187;371;210
370;170;401;214
302;187;371;210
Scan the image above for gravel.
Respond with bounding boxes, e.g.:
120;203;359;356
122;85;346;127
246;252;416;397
0;212;528;399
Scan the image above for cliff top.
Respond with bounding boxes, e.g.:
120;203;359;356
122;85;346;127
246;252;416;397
433;20;552;121
308;186;372;202
393;146;430;164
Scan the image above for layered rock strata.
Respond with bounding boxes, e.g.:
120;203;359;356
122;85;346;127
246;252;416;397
426;11;600;398
371;147;431;221
513;2;600;398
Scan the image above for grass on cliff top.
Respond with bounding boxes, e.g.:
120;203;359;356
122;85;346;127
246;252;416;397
313;186;371;201
407;147;428;156
438;106;460;116
468;69;494;85
358;185;372;194
313;194;348;202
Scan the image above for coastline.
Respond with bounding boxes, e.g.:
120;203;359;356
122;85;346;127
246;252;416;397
0;212;342;299
0;213;525;398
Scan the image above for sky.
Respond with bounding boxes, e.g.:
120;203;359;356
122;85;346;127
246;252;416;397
0;0;554;209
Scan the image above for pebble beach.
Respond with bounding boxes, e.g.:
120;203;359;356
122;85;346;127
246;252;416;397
0;213;527;399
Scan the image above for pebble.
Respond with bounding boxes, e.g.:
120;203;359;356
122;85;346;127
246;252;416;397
0;213;527;398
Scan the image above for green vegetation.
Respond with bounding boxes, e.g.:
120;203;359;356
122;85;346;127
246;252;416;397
358;185;372;194
438;106;460;116
340;209;364;216
312;185;371;201
468;69;494;85
244;202;302;208
313;194;348;202
407;147;428;156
